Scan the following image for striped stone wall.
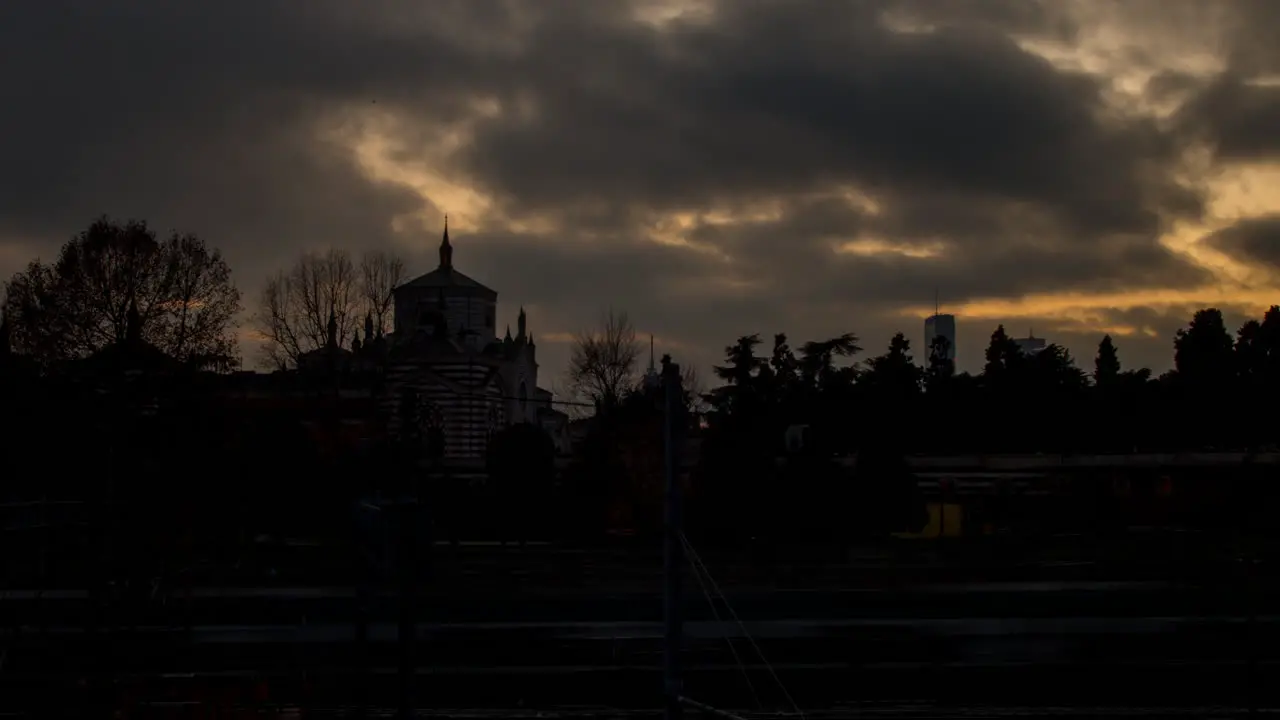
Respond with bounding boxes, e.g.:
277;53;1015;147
382;359;507;460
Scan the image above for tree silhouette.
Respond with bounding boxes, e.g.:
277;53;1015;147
863;332;921;399
1095;334;1121;385
706;334;768;422
3;217;241;370
1174;308;1235;388
255;248;406;369
697;335;780;542
862;333;922;447
715;334;767;386
567;309;642;410
799;333;861;389
982;324;1021;380
685;301;1280;544
769;333;800;390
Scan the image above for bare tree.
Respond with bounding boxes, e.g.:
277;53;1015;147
568;309;642;408
3;216;242;370
681;364;709;415
255;248;406;369
359;250;406;335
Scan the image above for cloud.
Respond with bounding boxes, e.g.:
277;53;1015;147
1205;215;1280;267
2;0;1279;383
458;2;1192;236
1175;78;1280;161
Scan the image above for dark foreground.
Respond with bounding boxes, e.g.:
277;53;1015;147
3;538;1278;716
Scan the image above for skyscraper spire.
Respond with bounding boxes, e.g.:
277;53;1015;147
439;214;453;271
643;333;660;391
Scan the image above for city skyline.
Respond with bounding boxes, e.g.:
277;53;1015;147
2;1;1278;379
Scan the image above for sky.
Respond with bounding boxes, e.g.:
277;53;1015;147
2;0;1279;387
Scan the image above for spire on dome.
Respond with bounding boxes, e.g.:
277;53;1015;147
439;215;453;271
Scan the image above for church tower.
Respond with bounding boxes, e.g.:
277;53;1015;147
439;215;453;271
392;218;498;344
379;217;568;463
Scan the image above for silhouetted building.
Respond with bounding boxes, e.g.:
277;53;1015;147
1014;332;1047;356
377;220;567;460
273;221;570;463
924;313;956;361
393;217;497;349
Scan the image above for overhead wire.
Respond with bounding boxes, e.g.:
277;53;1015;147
681;532;807;720
682;532;764;711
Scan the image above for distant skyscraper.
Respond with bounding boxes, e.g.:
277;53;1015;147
1014;331;1047;356
924;313;956;362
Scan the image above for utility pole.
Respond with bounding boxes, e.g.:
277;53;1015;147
662;356;684;720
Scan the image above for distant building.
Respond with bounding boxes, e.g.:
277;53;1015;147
924;314;957;362
290;219;569;463
379;220;568;460
1014;332;1047;356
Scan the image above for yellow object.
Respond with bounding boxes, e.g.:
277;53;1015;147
894;502;964;539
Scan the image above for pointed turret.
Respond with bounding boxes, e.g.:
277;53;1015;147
352;329;362;353
517;305;527;340
439;215;453;271
504;324;513;343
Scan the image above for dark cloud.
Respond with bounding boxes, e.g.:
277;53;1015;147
888;0;1076;39
1205;216;1280;268
1174;78;1280;161
460;1;1189;238
0;0;1274;379
1146;70;1202;102
1223;0;1280;76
